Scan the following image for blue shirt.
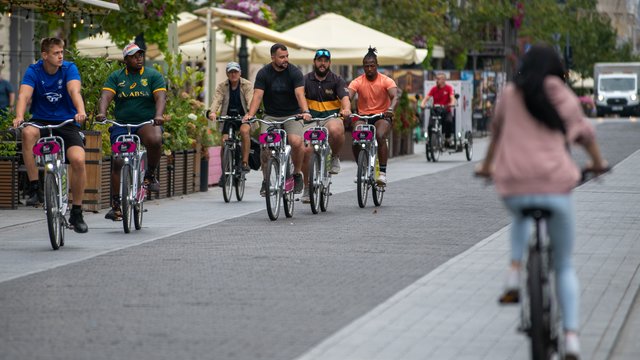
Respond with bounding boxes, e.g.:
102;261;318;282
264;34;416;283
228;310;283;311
21;60;81;122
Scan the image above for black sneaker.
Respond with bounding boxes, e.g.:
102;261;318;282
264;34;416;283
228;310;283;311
68;208;89;233
260;181;267;197
293;173;303;194
105;206;123;221
144;175;160;192
241;162;251;173
25;184;43;206
218;174;225;188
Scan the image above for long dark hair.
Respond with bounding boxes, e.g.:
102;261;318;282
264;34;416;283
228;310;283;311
514;44;566;133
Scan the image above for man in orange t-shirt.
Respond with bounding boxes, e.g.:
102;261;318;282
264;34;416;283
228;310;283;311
348;47;398;186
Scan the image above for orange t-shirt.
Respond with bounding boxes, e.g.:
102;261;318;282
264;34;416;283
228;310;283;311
348;73;397;114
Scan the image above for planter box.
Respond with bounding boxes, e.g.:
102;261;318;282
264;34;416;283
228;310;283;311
208;146;222;186
100;156;112;209
68;131;103;212
0;156;19;209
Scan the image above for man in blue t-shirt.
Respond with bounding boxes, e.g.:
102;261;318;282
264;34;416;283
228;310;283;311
13;37;88;233
0;67;14;113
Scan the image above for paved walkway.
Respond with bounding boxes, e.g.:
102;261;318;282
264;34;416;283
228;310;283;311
296;149;640;360
2;137;639;359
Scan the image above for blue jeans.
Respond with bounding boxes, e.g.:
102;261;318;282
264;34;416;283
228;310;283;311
504;194;579;331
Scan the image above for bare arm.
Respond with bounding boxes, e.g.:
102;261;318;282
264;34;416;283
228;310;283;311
449;93;456;107
340;95;351;117
386;87;398;118
153;90;166;124
348;88;356;101
12;84;33;127
294;86;311;121
421;95;431;108
67;79;86;124
9;91;15;109
96;90;115;120
243;88;264;121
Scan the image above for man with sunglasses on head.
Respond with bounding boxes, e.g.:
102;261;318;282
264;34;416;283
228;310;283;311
348;46;398;186
13;37;88;233
242;43;312;196
300;48;351;203
96;43;166;221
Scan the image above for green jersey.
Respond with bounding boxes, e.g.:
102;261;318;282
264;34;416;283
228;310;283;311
103;66;166;124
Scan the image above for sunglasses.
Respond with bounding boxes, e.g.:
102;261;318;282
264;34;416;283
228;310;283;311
315;50;330;58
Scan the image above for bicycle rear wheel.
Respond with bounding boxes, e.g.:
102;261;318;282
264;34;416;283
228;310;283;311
265;157;281;221
308;152;321;214
425;139;432;162
356;150;370;208
44;172;63;250
283;156;295;218
121;164;133;234
222;147;234;203
527;249;553;360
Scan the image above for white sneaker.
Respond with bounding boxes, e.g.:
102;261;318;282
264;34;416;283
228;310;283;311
564;333;580;360
376;172;387;186
301;188;311;204
330;157;341;174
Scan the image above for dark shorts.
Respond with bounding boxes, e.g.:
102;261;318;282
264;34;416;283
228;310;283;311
31;120;84;150
353;114;392;127
108;124;163;144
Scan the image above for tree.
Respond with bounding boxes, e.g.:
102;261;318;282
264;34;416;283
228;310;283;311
100;0;186;52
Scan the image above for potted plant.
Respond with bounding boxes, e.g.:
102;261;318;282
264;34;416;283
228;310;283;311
392;89;418;156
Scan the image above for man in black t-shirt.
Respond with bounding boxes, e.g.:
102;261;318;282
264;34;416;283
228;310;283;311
243;43;312;196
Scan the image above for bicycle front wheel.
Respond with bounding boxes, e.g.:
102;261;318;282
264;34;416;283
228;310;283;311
527;249;553;360
44;172;63;250
320;176;331;212
265;157;281;221
235;171;246;202
121;164;133;233
283;156;295;218
429;132;441;162
356;150;370;208
222;147;234;203
308;152;321;214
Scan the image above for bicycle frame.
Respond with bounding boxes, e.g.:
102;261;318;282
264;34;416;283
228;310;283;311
23;118;77;249
259;124;293;193
304;114;336;190
519;209;560;360
352;123;378;185
218;115;248;202
101;120;152;205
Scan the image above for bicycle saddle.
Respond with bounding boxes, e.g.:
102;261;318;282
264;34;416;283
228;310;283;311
521;208;552;219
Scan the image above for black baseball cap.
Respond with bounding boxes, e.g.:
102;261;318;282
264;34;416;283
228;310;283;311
314;49;331;60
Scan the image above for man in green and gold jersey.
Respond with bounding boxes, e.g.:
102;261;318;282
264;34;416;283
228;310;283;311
96;43;166;221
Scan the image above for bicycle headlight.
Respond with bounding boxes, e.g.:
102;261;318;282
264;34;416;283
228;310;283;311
598;94;604;101
46;163;54;171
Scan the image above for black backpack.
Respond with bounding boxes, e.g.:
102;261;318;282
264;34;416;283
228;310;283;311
247;138;261;170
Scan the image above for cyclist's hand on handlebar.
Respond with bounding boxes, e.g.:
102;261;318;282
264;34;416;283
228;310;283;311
95;113;106;122
12;118;24;128
384;108;394;120
474;162;492;179
340;108;352;118
300;112;312;122
75;112;87;124
153;116;164;126
242;114;253;123
208;111;217;122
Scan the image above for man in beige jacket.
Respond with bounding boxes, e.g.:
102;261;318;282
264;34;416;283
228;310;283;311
208;62;254;185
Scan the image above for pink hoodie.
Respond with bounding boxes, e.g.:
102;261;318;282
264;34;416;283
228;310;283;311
491;76;595;196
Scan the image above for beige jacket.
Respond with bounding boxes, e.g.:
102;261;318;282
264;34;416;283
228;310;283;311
209;77;253;116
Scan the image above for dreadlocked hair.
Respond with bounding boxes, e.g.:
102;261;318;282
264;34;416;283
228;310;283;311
364;46;378;63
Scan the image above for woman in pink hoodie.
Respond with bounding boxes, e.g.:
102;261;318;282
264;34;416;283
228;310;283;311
476;45;607;359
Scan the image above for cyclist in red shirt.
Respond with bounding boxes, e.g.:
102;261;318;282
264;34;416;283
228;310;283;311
421;73;456;145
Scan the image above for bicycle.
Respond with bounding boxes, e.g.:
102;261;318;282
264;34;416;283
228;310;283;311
217;115;248;203
21;118;77;250
351;113;385;208
251;116;301;221
304;114;338;214
425;103;472;162
514;169;608;360
97;119;152;234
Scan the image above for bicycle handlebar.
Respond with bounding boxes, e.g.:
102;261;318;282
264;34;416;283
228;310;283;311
95;119;155;128
349;113;386;121
247;115;303;126
305;113;339;123
20;118;77;129
217;115;243;122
